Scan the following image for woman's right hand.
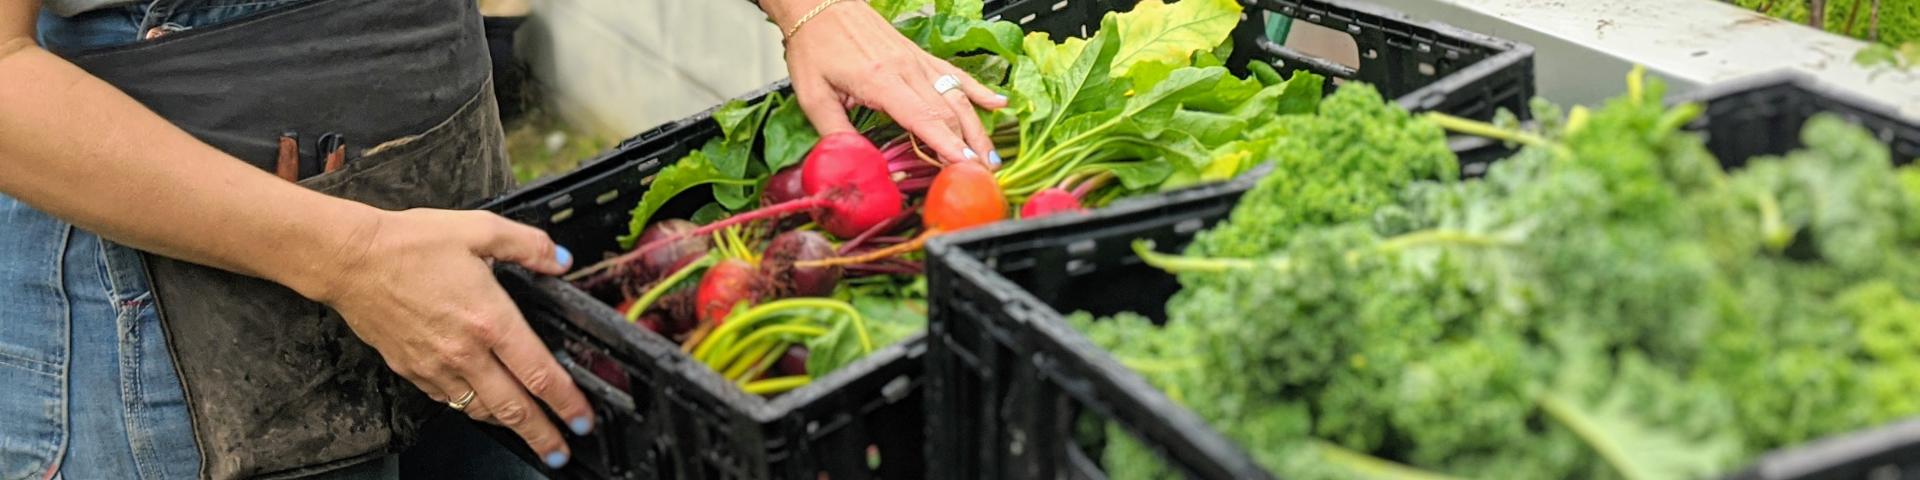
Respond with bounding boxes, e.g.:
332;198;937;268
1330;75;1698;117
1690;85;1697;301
303;208;592;469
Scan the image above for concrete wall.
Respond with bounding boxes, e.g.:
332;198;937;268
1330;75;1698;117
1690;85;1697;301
518;0;790;140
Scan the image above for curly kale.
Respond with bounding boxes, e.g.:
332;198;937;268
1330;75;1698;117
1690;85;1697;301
1187;83;1458;259
1069;68;1920;479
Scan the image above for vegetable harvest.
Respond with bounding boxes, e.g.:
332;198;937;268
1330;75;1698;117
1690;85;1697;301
571;0;1332;394
1071;69;1920;479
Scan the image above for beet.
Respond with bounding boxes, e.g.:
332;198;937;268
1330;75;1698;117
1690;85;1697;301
1021;187;1085;219
696;259;761;324
763;166;808;206
633;219;708;280
803;132;905;238
761;231;842;298
776;345;809;377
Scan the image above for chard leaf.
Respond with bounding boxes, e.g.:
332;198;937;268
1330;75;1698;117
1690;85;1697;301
618;151;759;248
872;0;930;21
1110;0;1243;77
902;14;1023;58
1127;59;1179;93
1106;161;1174;190
949;54;1012;87
1169;109;1248;146
762;97;818;173
689;203;730;225
1122;66;1227;136
1183;74;1262;113
1011;58;1053;122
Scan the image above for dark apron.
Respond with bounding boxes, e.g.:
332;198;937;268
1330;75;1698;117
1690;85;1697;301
58;0;510;477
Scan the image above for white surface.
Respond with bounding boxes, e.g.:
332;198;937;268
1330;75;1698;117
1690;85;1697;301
519;0;789;139
1370;0;1920;119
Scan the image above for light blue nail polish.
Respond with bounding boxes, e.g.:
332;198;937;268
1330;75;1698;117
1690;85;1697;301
987;150;1003;167
555;245;573;267
545;451;569;469
570;416;592;435
963;148;979;160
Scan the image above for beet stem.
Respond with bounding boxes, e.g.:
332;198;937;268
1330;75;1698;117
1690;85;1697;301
838;208;917;255
1071;172;1114;199
569;196;831;282
624;254;716;322
799;230;937;269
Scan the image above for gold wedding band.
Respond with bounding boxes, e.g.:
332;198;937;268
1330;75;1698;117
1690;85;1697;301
448;390;476;411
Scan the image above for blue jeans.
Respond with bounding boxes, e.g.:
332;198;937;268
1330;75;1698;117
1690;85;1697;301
9;2;544;479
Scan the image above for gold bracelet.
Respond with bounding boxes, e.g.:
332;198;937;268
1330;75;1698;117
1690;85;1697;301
783;0;852;41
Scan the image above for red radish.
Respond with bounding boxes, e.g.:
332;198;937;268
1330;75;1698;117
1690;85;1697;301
1021;188;1085;218
799;162;1009;269
760;231;842;298
570;132;902;285
696;259;761;324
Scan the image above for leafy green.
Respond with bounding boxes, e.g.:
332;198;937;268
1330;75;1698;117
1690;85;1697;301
871;0;930;22
1072;69;1920;478
618;151;761;248
1109;0;1243;77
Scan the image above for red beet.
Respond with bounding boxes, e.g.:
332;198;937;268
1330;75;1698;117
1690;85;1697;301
776;345;809;376
696;259;761;324
761;231;842;298
763;166;808;206
803;132;905;238
1020;188;1085;219
634;219;708;280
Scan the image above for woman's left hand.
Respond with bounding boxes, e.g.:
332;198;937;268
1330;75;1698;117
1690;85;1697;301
763;0;1008;167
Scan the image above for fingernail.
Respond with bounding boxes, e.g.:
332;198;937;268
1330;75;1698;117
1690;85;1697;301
994;94;1008;103
545;451;569;469
570;416;592;435
555;245;573;267
963;148;979;161
987;150;1003;168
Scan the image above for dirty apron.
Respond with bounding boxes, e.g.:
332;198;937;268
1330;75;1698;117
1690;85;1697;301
58;0;511;477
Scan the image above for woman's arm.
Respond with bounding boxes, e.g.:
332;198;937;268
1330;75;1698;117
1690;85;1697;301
756;0;1009;166
0;1;589;465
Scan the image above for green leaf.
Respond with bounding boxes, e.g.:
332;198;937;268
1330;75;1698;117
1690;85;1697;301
1106;161;1175;190
1168;109;1247;146
713;182;759;210
1248;60;1284;86
689;202;731;225
949;54;1013;87
1011;58;1054;122
932;0;983;20
872;0;930;21
848;295;928;348
1182;74;1263;113
618;151;760;248
762;97;819;174
714;98;771;143
804;315;869;376
1109;0;1243;77
701;137;752;179
1122;66;1227;136
902;14;1024;58
1127;59;1180;94
1537;391;1743;480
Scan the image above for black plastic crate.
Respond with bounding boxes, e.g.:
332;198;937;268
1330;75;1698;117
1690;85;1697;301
923;71;1920;480
986;0;1536;122
480;77;926;479
476;0;1537;477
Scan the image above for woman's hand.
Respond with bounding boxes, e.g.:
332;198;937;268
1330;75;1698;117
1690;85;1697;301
306;209;592;469
764;0;1008;166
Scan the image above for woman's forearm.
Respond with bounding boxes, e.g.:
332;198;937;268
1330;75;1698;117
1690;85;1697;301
0;36;377;300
